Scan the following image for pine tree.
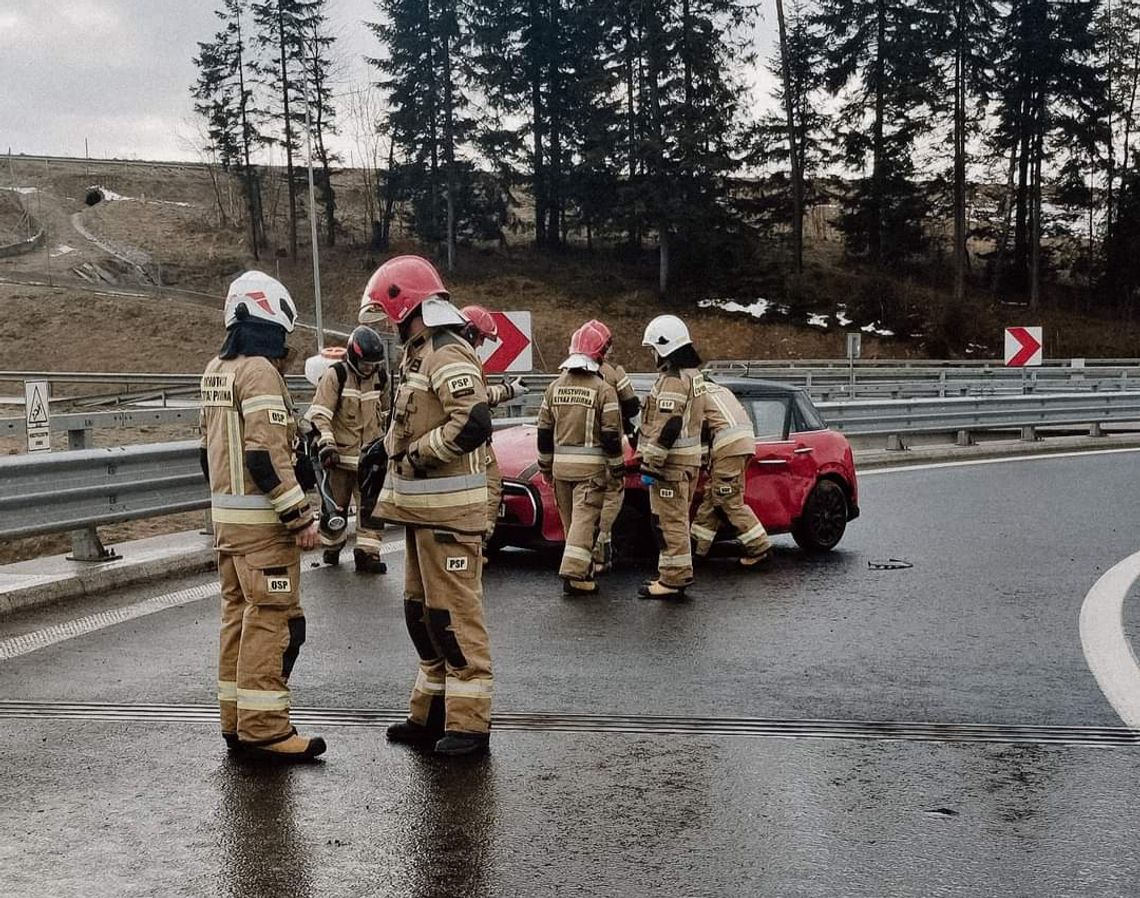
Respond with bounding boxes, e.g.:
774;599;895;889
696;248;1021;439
814;0;940;265
192;0;265;257
298;7;339;247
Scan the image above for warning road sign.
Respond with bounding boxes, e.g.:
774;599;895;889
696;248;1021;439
478;311;533;373
1004;326;1043;367
24;380;51;452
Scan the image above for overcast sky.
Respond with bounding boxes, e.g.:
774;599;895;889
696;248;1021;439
1;0;778;163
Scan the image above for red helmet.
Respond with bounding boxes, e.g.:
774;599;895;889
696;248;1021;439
569;319;612;362
461;305;498;342
360;255;450;325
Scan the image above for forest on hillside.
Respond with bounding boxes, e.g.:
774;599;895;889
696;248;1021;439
189;0;1140;348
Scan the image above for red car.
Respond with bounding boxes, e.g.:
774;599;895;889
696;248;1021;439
491;377;860;556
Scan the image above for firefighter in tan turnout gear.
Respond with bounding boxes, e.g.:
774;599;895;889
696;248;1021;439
199;271;326;763
460;305;528;547
361;255;495;756
537;321;624;595
691;379;773;565
637;314;707;600
305;325;390;573
591;322;640;573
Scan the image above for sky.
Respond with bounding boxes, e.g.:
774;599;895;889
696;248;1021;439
0;0;779;164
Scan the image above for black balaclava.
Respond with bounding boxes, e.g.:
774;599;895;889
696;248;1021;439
219;320;289;360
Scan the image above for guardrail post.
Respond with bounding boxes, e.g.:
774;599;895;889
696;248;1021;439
886;434;906;451
1090;422;1105;438
957;429;973;447
1020;426;1037;442
65;428;117;562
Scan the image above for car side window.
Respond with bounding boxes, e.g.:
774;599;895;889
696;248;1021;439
749;398;790;441
792;394;825;433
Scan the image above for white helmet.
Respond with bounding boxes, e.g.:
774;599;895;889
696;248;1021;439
642;314;692;358
225;271;298;333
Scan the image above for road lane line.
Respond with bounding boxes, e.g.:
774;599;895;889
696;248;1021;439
1080;550;1140;728
861;446;1140;476
0;541;406;663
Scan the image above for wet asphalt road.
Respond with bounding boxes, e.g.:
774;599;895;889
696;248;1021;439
2;450;1140;896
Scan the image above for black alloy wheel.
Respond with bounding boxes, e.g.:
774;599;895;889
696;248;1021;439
792;479;848;552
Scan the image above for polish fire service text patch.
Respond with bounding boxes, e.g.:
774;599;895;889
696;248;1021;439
448;375;475;398
200;373;235;407
553;386;597;407
266;576;292;593
445;556;469;573
268;408;288;426
659;487;675;499
657;399;676;411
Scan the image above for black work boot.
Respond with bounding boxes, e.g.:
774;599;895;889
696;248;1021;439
353;548;387;574
434;731;490;756
322;548;341;566
637;579;688;600
223;732;242;754
387;718;444;746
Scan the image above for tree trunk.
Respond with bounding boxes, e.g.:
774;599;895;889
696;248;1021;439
952;0;967;307
870;0;886;264
425;0;441;244
528;0;547;247
236;17;261;259
775;0;803;274
277;3;298;262
1029;98;1044;311
381;133;397;249
441;0;457;270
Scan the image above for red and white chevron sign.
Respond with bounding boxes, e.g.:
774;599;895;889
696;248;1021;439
1004;326;1043;367
478;311;533;373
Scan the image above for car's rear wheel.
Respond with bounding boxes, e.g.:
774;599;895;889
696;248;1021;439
792;479;848;552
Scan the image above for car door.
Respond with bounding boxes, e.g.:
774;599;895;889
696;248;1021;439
742;395;819;533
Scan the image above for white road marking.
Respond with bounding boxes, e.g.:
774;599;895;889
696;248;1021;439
861;446;1140;476
0;540;406;663
1080;551;1140;728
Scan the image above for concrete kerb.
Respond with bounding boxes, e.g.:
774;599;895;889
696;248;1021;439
5;433;1140;617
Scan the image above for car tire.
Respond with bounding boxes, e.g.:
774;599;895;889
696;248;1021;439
792;479;848;552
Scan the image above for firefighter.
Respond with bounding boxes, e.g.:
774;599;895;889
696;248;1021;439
536;322;624;595
459;305;527;547
361;255;495;756
637;314;707;599
305;325;390;573
591;323;640;573
199;270;326;762
691;378;773;565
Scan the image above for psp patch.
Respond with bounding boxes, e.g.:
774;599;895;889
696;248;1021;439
715;484;734;497
268;408;289;427
445;556;470;573
659;487;675;499
266;576;292;593
447;374;476;398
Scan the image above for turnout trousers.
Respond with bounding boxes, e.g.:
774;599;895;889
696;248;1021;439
593;477;625;565
403;526;493;735
649;473;696;588
217;549;306;745
690;455;771;558
554;474;608;580
319;467;384;558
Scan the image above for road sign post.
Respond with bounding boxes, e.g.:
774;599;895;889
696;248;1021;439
24;380;50;452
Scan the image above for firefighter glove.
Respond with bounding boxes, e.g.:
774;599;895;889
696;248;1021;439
318;444;340;469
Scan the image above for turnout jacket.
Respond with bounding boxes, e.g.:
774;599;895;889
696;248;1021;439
701;381;756;460
305;362;388;470
536;369;623;481
598;360;640;436
200;355;315;555
638;367;707;481
377;327;493;534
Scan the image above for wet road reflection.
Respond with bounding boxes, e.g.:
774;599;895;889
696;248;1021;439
395;753;497;898
213;758;313;898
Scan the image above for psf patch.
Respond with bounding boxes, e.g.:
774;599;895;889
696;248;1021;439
267;577;292;593
268;408;288;426
447;374;475;398
445;556;470;573
200;373;235;406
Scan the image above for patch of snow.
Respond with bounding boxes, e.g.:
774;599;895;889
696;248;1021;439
699;297;772;320
50;244;75;257
806;313;829;328
0;186;37;195
861;322;895;337
151;199;194;208
90;185;129;201
834;305;853;326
